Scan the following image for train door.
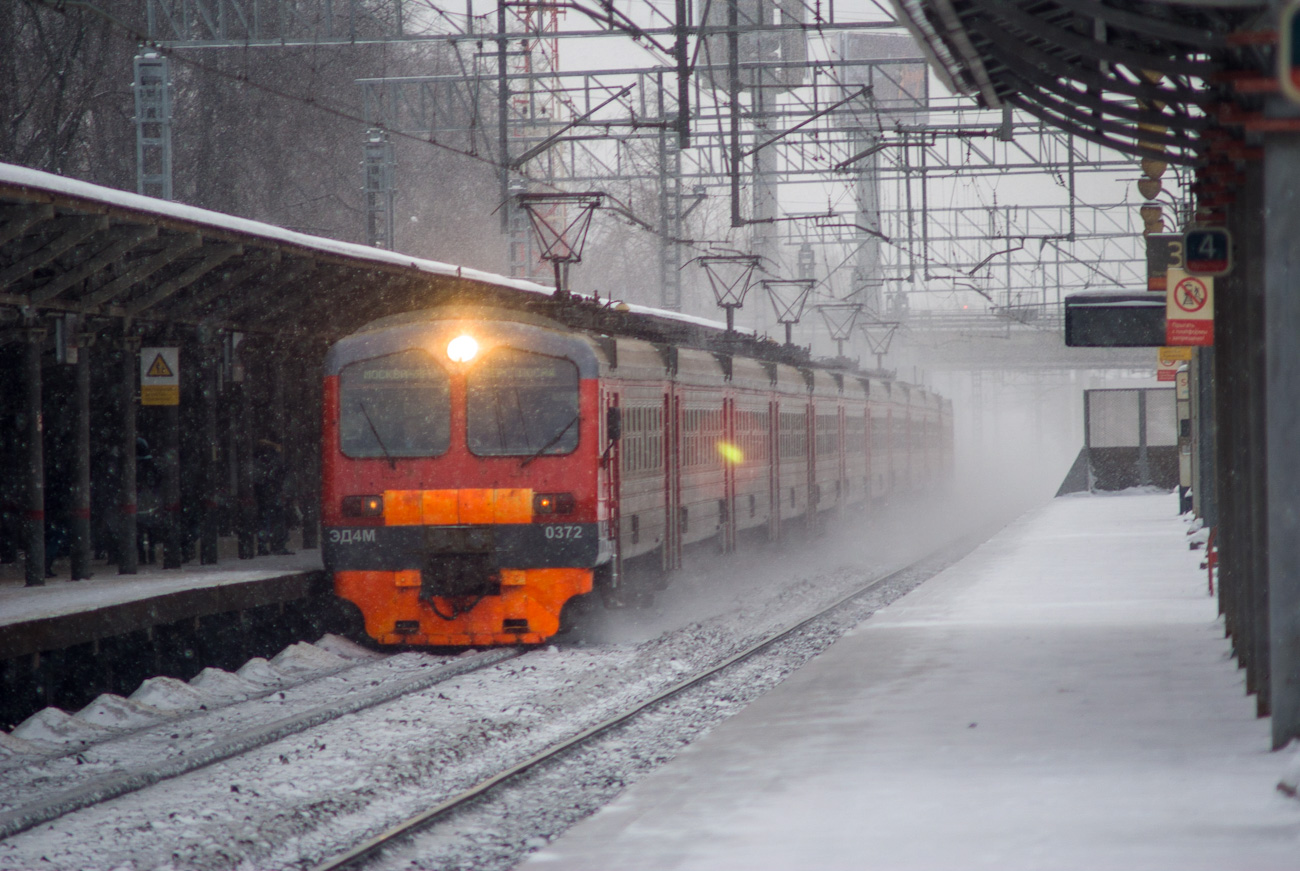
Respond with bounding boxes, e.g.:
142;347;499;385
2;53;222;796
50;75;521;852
722;396;737;552
805;398;816;533
909;405;920;493
664;389;682;571
602;390;622;584
768;397;780;542
863;405;873;507
886;406;894;499
838;405;847;516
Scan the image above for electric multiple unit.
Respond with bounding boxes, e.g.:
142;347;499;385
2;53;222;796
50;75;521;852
322;305;952;647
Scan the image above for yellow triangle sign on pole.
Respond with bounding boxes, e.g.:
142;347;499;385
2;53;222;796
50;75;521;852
146;353;174;378
140;346;180;406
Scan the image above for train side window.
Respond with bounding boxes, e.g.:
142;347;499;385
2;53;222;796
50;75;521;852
339;349;451;459
619;406;664;474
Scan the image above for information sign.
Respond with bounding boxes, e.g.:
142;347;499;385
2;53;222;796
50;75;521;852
140;346;180;406
1165;269;1214;346
1184;228;1232;277
1157;346;1191;382
1145;234;1183;291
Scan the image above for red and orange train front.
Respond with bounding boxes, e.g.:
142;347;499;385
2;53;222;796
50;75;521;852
321;311;609;646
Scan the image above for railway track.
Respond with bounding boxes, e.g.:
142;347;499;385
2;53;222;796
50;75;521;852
0;506;993;871
0;647;520;840
311;554;946;871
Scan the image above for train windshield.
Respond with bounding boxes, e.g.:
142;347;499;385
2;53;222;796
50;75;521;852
339;350;451;458
467;348;579;457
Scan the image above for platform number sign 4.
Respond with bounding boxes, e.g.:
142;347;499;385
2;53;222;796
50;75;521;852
1282;0;1300;103
1183;228;1232;277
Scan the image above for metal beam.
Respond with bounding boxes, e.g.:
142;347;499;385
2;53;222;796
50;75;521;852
81;234;203;309
124;243;244;317
0;216;109;288
969;0;1215;79
965;18;1213;109
1006;95;1201;166
0;205;54;248
224;259;317;321
985;43;1209;135
26;225;159;305
165;251;281;317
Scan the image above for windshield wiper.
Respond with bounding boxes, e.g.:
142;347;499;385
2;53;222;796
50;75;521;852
358;402;397;469
519;414;578;468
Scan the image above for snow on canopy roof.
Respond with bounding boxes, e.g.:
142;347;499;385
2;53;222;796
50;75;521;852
0;162;742;335
1065;290;1166;307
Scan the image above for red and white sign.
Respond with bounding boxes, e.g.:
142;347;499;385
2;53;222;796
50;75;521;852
1166;268;1214;346
1157;346;1191;382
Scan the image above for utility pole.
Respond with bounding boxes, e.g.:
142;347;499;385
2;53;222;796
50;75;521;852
363;129;396;250
497;1;511;234
133;54;173;201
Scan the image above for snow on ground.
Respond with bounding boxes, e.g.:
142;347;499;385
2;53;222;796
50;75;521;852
362;555;954;871
0;496;976;871
523;492;1300;871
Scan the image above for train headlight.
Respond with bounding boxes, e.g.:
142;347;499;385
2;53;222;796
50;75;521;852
342;495;384;517
446;334;479;363
533;492;576;516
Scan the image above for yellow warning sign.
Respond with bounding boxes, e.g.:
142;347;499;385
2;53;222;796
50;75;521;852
141;385;179;405
146;354;174;378
140;347;180;406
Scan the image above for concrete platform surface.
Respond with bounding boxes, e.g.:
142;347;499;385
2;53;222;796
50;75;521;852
0;548;325;660
524;493;1300;870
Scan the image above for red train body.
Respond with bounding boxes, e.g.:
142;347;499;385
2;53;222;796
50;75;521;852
322;305;952;647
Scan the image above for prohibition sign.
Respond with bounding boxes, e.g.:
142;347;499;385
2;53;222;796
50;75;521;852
1173;276;1208;313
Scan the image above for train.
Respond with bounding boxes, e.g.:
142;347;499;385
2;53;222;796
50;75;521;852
321;301;953;647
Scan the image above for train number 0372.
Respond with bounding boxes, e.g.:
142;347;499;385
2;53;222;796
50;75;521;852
543;525;583;540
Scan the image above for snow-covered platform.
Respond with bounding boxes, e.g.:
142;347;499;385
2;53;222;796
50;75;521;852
526;492;1300;870
0;551;326;661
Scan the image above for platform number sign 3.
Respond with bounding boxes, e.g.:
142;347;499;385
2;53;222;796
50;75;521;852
1183;228;1232;277
1282;0;1300;103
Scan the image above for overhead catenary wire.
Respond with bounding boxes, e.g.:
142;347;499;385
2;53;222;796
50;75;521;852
30;0;1151;307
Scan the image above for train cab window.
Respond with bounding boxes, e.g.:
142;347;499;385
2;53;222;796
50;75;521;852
467;347;580;457
339;350;451;458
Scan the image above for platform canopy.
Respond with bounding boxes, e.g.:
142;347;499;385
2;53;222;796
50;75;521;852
891;0;1267;171
0;163;755;351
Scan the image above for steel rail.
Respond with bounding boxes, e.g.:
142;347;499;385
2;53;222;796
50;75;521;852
0;647;521;841
312;558;934;871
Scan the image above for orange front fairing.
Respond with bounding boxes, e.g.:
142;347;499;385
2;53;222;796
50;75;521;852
323;321;607;647
335;567;593;646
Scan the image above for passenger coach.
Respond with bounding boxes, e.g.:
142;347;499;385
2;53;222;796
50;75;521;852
322;305;952;647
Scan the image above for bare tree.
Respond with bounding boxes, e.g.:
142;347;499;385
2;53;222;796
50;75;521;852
0;0;137;185
0;0;505;266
